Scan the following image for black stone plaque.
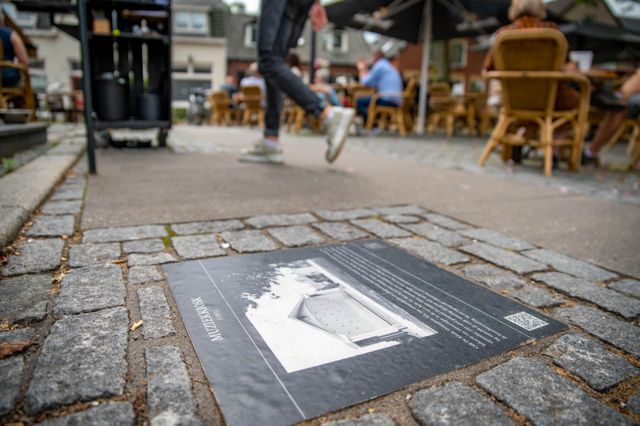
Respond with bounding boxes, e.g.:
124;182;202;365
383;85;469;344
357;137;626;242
164;240;566;426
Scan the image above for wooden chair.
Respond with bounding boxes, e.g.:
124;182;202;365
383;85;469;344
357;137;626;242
209;91;234;125
602;118;640;157
239;85;264;127
365;76;417;136
0;43;35;120
478;29;590;176
427;82;456;138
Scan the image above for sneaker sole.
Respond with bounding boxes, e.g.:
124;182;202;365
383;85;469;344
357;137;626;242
238;154;284;164
326;109;356;164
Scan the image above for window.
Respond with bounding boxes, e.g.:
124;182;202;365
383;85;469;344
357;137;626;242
244;23;257;47
174;11;208;35
16;11;37;29
193;64;211;74
449;39;468;69
327;30;347;53
173;64;188;74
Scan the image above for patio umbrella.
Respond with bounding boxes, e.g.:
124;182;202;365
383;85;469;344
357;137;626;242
325;0;511;133
559;20;640;63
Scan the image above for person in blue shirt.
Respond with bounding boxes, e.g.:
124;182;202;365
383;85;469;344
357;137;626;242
356;50;404;125
0;23;29;88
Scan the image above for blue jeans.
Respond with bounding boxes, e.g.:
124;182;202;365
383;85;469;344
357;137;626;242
258;0;327;137
356;96;399;124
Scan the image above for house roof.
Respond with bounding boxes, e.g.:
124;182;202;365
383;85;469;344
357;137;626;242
225;12;371;66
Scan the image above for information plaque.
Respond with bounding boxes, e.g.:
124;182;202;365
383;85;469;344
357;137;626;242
165;240;566;426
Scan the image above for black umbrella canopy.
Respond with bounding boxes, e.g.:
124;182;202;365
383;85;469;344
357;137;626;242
325;0;511;44
559;21;640;63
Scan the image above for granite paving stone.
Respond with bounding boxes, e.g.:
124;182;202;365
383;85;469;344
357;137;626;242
375;205;426;216
37;402;135;426
351;219;412;239
0;206;28;249
476;357;631;426
554;306;640;357
0;327;35;343
533;272;640;319
128;265;164;285
128;252;176;267
543;333;639;391
68;242;120;268
220;230;278;253
26;307;128;414
322;414;395;426
50;185;84;201
422;213;471;230
267;225;325;247
123;238;165;254
246;212;317;229
0;274;52;325
27;215;75;237
313;222;369;241
390;238;470;266
627;393;640;415
146;346;201;425
383;214;421;224
137;286;175;339
171;219;244;235
41;200;82;215
0;356;24;416
523;249;616;282
461;264;562;308
314;208;375;221
459;228;534;251
172;235;226;259
1;238;64;276
401;223;467;247
460;242;546;274
410;382;513;426
54;265;125;315
609;279;640;299
83;225;167;243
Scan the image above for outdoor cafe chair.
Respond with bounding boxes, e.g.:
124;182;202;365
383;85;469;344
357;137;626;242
0;43;35;120
365;76;417;136
209;91;235;126
478;29;590;176
239;85;265;128
427;82;456;138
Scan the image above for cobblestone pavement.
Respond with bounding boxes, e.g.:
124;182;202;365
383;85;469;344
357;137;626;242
1;156;639;425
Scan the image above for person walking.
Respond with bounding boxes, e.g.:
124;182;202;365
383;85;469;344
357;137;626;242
239;0;355;164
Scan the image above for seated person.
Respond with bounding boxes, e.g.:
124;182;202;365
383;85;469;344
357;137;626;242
219;74;238;98
240;62;267;107
355;50;403;124
0;23;29;88
312;68;341;107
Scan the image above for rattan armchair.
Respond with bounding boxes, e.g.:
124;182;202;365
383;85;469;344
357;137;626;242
365;77;417;136
209;91;235;125
239;85;264;127
0;44;35;120
478;29;590;176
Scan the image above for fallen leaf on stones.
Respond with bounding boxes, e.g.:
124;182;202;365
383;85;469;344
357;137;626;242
221;243;230;249
112;259;127;265
0;341;33;359
62;235;69;240
368;408;375;414
130;320;144;331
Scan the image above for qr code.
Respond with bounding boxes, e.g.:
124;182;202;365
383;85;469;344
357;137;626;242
504;312;548;331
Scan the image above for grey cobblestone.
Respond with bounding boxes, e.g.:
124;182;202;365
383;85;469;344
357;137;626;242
55;265;125;315
314;208;375;221
609;279;640;299
0;274;52;325
50;185;84;201
351;219;412;239
390;238;470;266
138;286;175;339
410;381;513;426
627;393;640;414
26;307;128;414
0;327;35;343
533;272;640;319
123;238;165;254
543;333;639;391
476;357;631;426
146;345;201;425
128;265;163;285
83;225;167;243
375;205;426;216
460;264;562;308
172;235;225;259
401;223;467;247
41;200;82;216
523;249;616;282
37;402;135;426
128;252;176;267
220;230;278;253
554;306;640;357
313;222;369;241
322;414;395;426
1;238;64;276
383;214;421;224
246;212;316;229
267;225;325;247
27;215;75;237
171;219;244;235
459;228;534;251
68;243;120;268
0;356;23;416
460;242;546;274
422;213;471;230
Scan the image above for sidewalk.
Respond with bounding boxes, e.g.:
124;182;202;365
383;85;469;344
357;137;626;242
0;126;638;425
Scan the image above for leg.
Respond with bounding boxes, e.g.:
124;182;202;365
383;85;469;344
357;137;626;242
356;96;371;128
263;79;283;138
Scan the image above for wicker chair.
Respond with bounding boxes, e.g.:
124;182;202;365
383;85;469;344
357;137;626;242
365;76;417;136
239;85;264;127
0;43;35;120
209;91;235;125
478;29;590;176
427;82;456;138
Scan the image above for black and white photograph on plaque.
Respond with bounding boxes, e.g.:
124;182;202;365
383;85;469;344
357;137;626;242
164;240;567;426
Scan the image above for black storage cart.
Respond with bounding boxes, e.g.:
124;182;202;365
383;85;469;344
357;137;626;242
13;0;173;173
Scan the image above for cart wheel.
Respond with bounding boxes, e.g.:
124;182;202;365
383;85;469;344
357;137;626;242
158;129;169;147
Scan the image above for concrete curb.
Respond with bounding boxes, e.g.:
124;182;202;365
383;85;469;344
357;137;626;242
0;140;85;248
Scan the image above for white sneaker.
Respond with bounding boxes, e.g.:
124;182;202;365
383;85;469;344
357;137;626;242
325;107;355;163
239;141;284;164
